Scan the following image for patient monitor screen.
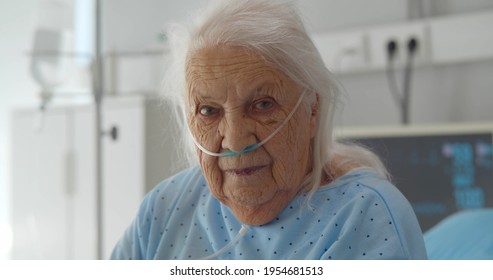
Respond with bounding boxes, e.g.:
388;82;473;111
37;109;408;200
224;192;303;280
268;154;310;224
348;133;493;232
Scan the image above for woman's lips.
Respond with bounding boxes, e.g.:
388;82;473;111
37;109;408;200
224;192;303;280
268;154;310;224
227;165;266;176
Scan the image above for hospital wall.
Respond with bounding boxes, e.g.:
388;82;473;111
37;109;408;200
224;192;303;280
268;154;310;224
0;0;39;260
1;0;493;259
101;0;493;126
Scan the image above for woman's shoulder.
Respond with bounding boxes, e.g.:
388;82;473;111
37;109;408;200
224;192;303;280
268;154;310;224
322;168;410;207
316;168;427;259
153;165;204;191
317;168;420;236
141;165;207;209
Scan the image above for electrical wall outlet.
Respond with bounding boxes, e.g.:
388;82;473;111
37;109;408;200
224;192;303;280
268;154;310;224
368;21;430;70
312;30;369;74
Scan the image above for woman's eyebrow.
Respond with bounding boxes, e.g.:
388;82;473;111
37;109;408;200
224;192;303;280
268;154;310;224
187;84;217;104
249;79;285;99
190;90;222;102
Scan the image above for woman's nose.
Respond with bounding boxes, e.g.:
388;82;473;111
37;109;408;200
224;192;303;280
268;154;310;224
219;113;257;153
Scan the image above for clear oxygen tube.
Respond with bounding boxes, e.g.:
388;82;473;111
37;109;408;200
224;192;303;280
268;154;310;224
201;224;250;260
189;90;307;157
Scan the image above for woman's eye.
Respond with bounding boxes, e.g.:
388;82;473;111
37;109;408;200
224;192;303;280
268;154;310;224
254;99;274;111
199;106;219;116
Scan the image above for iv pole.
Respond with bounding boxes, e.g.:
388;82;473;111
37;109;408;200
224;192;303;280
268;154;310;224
93;0;104;260
28;0;111;259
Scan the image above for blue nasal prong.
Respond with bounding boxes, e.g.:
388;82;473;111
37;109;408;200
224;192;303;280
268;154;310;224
222;143;259;157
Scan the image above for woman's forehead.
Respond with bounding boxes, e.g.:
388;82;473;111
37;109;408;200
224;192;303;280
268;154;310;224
188;46;263;68
186;47;283;89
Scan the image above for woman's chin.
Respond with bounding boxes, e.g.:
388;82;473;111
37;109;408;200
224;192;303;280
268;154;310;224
224;193;289;226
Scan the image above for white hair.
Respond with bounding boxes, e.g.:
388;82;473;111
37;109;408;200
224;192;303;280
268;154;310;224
161;0;389;195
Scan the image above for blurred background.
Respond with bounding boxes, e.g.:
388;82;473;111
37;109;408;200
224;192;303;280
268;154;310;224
1;0;492;260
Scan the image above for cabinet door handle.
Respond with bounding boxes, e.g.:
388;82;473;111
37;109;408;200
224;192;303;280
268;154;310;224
109;126;118;141
103;125;119;141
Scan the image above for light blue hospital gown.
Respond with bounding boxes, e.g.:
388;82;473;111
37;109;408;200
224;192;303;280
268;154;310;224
111;166;427;259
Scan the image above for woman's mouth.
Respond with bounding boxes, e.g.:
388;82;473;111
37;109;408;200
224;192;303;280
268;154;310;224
227;165;266;176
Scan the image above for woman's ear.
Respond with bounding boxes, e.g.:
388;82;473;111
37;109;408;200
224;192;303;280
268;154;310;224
310;94;320;138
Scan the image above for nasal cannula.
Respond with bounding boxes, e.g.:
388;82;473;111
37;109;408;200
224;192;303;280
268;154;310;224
190;91;307;157
201;224;250;259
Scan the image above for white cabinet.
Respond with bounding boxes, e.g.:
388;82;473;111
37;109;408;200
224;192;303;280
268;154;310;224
100;97;186;257
11;108;86;259
11;96;186;259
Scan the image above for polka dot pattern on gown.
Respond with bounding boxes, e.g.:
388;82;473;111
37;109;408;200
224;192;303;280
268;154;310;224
110;166;427;260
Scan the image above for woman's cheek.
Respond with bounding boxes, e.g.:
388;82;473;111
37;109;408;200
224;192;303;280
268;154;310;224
189;118;208;139
272;113;311;188
200;156;223;197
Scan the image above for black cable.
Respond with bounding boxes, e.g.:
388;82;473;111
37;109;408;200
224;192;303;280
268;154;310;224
385;40;403;110
385;38;418;125
402;38;418;125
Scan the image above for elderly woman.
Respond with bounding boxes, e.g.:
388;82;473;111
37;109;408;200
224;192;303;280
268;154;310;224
111;0;427;260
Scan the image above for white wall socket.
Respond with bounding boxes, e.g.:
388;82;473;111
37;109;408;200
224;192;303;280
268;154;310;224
312;30;369;74
368;21;430;70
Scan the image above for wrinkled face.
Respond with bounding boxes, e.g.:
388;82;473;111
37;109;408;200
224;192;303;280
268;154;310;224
186;46;318;225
